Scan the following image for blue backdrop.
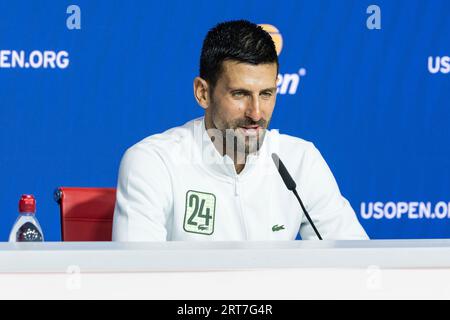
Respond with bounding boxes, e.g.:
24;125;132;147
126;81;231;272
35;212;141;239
0;0;449;241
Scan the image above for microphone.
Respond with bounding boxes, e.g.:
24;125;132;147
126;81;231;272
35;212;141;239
271;153;323;240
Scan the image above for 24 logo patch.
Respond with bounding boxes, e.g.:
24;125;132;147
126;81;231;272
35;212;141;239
183;190;216;235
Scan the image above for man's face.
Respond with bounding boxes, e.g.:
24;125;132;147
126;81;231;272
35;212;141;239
207;60;278;156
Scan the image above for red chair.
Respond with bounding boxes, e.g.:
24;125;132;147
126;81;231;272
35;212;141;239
54;187;116;241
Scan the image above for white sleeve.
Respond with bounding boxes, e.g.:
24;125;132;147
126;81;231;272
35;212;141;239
299;144;369;240
112;145;173;241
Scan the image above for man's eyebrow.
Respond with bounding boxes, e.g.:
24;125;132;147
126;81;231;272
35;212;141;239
260;87;277;93
228;87;251;93
227;87;277;93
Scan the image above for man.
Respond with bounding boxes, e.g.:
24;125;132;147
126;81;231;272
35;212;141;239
112;20;368;241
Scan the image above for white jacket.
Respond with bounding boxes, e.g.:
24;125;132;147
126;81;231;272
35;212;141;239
112;117;368;241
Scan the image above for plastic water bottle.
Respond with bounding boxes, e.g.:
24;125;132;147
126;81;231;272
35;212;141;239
9;195;44;242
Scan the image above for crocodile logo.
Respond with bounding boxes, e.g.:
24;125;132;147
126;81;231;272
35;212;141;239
272;224;285;232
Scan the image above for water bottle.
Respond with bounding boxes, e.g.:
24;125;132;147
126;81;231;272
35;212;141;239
9;195;44;242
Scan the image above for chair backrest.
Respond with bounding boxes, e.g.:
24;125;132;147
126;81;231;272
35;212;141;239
54;187;116;241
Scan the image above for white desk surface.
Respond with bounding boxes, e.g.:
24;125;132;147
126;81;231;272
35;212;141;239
2;239;450;272
1;240;450;299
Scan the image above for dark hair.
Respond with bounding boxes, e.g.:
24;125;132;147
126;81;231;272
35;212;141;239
200;20;279;89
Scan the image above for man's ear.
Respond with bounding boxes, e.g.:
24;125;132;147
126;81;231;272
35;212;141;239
193;77;210;110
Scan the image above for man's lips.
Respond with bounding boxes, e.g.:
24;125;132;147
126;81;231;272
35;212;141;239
241;125;260;129
238;125;262;135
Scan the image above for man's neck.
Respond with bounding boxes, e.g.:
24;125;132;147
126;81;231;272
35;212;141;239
234;161;245;174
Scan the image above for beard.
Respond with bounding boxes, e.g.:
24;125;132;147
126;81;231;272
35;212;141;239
208;106;269;162
223;118;268;155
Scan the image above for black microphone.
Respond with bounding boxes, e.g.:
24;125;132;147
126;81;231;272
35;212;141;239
271;153;323;240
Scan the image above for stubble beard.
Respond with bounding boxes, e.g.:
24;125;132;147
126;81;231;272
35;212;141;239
208;104;268;165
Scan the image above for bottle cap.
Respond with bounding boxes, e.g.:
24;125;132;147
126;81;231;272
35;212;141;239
19;195;36;213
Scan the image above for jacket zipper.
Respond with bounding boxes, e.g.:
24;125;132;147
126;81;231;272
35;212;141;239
234;175;248;240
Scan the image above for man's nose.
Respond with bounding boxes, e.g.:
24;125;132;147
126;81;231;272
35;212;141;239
245;96;262;122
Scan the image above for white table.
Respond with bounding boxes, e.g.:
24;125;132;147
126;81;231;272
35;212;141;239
1;240;450;299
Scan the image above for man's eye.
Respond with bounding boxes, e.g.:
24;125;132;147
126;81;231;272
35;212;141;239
261;92;273;98
232;92;245;97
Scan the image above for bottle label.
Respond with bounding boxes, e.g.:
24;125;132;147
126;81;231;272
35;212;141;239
16;222;43;242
